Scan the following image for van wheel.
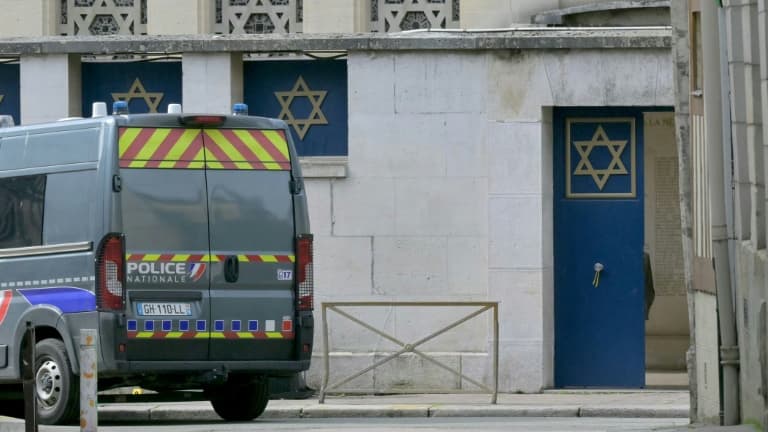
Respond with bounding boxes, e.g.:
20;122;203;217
207;376;269;421
35;339;79;425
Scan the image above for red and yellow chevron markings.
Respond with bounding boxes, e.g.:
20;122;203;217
118;128;290;170
203;129;290;170
126;254;295;263
209;331;293;340
128;331;294;340
127;331;206;340
236;254;295;263
119;128;205;169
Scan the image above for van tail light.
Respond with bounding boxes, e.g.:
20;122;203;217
96;233;126;311
296;234;314;311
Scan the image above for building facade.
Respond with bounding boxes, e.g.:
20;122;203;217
0;0;690;401
673;0;768;428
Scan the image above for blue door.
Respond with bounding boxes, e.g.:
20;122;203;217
553;108;645;388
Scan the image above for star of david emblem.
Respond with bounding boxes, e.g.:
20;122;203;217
111;78;164;113
274;76;328;140
572;125;629;190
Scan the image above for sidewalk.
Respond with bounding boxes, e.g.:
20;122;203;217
87;390;692;421
2;390;690;424
0;390;753;430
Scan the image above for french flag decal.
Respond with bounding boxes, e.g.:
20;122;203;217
0;290;12;326
188;263;207;282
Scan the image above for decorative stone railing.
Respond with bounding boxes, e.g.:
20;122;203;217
371;0;459;32
214;0;302;34
55;0;463;36
58;0;147;36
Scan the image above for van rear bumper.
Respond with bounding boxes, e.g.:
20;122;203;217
108;360;310;374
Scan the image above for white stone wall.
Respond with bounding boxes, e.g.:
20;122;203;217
8;43;675;393
307;48;674;393
0;0;56;37
20;55;82;124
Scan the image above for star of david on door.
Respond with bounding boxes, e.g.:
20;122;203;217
566;118;636;198
274;75;328;140
111;78;164;113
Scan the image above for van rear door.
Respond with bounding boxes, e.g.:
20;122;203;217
119;127;210;361
201;129;296;361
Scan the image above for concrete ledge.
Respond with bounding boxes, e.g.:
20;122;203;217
0;417;22;432
149;404;220;421
300;156;348;178
579;405;689;418
98;404;153;422
0;28;671;55
261;406;304;419
429;405;579;417
302;404;430;418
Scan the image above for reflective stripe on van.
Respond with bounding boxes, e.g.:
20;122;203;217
119;128;205;169
126;254;295;263
126;319;294;339
118;128;291;170
127;331;294;340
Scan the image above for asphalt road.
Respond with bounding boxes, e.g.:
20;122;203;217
6;417;691;432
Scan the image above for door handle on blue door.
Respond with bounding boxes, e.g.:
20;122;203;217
593;262;604;287
225;255;239;283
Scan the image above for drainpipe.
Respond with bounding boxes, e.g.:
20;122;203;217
702;0;740;425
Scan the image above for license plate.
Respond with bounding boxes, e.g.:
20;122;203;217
136;302;192;316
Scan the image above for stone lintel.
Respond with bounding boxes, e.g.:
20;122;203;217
0;28;671;56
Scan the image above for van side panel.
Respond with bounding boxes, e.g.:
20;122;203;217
0;122;107;382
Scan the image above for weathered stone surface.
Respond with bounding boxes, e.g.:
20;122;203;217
0;28;671;55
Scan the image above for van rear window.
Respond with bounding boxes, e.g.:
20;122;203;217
0;175;46;249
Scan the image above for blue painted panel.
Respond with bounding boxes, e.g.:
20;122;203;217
244;60;347;156
17;287;96;313
0;64;20;125
553;107;646;388
81;62;182;117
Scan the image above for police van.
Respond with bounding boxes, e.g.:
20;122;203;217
0;103;314;424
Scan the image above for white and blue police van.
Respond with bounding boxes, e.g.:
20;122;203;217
0;102;314;424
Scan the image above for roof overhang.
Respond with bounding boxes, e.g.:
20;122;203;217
0;27;671;56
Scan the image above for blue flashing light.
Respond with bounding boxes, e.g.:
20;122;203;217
232;103;248;116
112;100;129;115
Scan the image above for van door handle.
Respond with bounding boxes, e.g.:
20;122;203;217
224;255;239;283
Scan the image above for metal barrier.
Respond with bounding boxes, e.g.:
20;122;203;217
319;301;499;404
79;329;98;432
22;323;37;432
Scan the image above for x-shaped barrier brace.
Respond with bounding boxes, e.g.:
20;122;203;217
319;302;499;404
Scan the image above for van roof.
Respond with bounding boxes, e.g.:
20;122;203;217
116;113;290;131
0;114;291;137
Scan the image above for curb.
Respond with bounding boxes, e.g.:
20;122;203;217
93;403;691;421
429;405;580;417
579;405;690;418
0;417;22;432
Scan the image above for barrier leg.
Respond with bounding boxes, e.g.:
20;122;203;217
22;323;37;432
79;329;98;432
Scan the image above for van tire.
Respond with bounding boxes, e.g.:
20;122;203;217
35;339;79;425
207;376;269;421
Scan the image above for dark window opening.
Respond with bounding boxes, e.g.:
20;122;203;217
0;175;46;249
